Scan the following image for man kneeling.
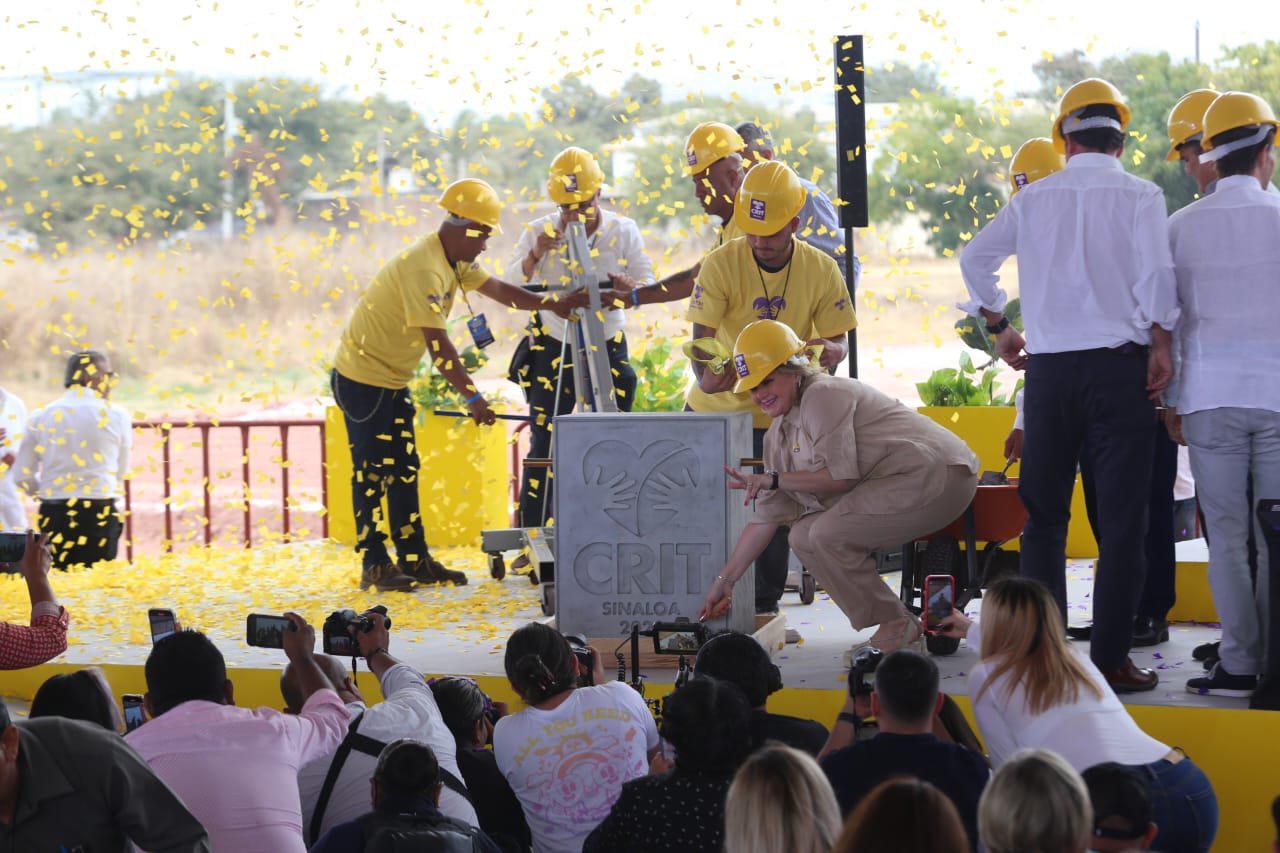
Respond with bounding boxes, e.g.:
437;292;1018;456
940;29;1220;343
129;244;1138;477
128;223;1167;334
310;739;499;852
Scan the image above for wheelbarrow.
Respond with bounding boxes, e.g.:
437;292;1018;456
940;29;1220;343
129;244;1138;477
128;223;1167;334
899;478;1028;655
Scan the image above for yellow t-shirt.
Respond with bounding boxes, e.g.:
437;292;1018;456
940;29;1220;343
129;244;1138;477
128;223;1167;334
686;237;857;427
333;232;490;389
717;215;744;247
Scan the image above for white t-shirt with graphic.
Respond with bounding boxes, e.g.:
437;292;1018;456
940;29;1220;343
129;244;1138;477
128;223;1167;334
493;680;659;853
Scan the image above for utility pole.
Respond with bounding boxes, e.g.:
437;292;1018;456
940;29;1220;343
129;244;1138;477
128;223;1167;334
221;84;237;242
1194;20;1201;66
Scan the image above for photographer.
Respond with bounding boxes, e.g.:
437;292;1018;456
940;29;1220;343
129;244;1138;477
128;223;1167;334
431;677;531;853
0;530;69;670
310;739;500;853
692;631;827;755
819;650;989;850
493;622;659;852
288;609;479;842
583;676;752;853
126;616;346;852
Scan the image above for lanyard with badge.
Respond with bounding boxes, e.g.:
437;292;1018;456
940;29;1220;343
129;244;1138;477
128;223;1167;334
455;264;495;349
755;255;793;322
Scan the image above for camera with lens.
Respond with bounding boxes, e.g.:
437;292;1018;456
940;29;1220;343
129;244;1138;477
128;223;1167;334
322;605;391;657
565;633;596;687
849;646;884;697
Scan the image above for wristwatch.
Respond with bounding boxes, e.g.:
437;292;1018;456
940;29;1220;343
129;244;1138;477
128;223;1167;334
767;470;779;490
985;316;1010;335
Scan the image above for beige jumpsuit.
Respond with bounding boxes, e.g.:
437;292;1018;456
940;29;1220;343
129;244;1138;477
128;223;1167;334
753;374;980;630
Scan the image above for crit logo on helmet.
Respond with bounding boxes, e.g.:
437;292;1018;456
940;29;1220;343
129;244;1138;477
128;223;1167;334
734;354;750;378
749;198;767;220
686;149;698;167
564;174;579;192
1013;172;1029;189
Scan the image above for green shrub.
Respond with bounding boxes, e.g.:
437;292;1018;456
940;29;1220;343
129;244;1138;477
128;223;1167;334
917;351;1022;407
409;344;490;415
630;340;689;412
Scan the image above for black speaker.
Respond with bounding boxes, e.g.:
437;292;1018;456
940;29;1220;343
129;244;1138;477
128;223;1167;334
1251;498;1280;710
833;35;869;230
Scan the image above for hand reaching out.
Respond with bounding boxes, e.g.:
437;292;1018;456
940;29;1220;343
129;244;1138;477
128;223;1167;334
586;468;638;512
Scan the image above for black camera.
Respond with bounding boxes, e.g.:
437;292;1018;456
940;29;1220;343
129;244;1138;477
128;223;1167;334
565;633;595;687
322;606;391;657
849;646;884;697
649;619;708;656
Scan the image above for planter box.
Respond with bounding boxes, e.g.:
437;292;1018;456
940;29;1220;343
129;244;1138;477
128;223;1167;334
918;406;1098;559
324;406;509;549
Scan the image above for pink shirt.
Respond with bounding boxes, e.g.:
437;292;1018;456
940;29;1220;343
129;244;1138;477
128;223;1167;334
126;689;347;853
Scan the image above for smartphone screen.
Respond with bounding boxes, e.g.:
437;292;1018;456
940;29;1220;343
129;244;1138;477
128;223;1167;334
0;532;25;564
122;695;145;732
149;609;177;643
924;575;954;632
246;614;293;649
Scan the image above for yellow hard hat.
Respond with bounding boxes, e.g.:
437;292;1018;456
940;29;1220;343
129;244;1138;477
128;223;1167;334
1200;91;1279;161
1008;138;1062;194
438;178;503;231
684;122;746;175
731;319;808;393
1165;89;1219;161
1052;78;1131;154
547;147;605;205
732;160;807;237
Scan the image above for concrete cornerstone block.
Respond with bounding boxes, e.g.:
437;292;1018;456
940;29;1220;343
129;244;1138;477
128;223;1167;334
554;411;754;638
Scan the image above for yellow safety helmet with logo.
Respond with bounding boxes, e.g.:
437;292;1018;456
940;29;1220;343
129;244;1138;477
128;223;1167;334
547;147;605;205
438;178;503;232
1008;138;1062;194
1199;91;1279;163
1165;89;1219;161
733;160;808;237
730;319;810;393
684;122;746;175
1052;78;1131;154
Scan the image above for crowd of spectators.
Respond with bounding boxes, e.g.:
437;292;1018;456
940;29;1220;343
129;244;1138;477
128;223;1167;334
0;578;1276;851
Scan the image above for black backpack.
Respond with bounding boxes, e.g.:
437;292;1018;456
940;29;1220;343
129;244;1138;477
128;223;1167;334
358;810;488;853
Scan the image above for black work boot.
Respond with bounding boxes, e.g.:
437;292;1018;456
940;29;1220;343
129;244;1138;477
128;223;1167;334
401;554;468;586
360;561;416;592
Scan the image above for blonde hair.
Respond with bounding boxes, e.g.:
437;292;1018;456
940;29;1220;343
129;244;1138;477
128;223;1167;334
724;744;842;853
979;749;1092;853
976;577;1102;714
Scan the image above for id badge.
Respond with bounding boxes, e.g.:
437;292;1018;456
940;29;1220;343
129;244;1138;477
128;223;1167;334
467;313;495;349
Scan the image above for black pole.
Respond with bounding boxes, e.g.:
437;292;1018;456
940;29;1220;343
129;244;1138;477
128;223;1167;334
1250;498;1280;710
834;34;868;379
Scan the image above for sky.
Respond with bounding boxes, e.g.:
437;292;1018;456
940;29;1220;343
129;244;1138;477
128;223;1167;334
0;0;1272;128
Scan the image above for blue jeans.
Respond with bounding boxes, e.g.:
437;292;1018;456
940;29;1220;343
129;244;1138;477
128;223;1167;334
1135;756;1218;852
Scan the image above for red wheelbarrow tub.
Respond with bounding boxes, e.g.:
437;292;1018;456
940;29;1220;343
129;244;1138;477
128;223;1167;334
935;481;1027;543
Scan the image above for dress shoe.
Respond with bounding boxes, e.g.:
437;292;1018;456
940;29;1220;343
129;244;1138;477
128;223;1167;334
1066;624;1092;641
1131;617;1169;647
401;554;468;586
1101;658;1159;694
360;561;416;592
1192;640;1220;662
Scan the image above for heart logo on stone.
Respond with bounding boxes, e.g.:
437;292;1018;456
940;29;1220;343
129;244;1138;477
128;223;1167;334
582;439;702;536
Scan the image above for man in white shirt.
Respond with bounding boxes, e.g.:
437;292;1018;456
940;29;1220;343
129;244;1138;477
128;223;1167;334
13;351;132;569
285;611;479;842
1166;91;1280;697
0;387;27;531
510;147;654;527
959;78;1179;693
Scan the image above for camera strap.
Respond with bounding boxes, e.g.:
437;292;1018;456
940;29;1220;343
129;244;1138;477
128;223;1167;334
309;711;474;844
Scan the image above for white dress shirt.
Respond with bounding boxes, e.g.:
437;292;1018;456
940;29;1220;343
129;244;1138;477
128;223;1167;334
796;177;855;276
297;663;478;839
0;388;28;530
511;208;654;341
965;617;1170;772
1165;174;1280;415
959;153;1179;353
12;387;131;501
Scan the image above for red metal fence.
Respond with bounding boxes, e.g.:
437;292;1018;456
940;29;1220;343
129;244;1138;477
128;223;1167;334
123;419;328;560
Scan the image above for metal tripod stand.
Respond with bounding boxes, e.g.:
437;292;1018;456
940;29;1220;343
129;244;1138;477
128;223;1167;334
480;219;618;615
